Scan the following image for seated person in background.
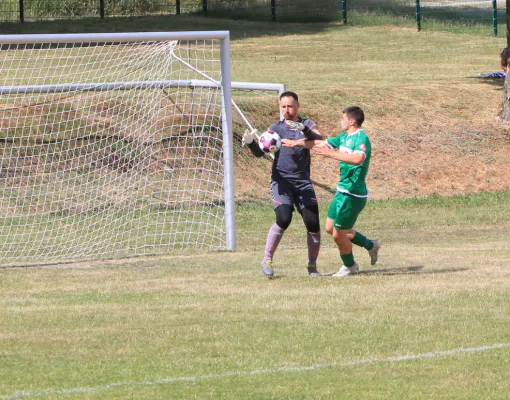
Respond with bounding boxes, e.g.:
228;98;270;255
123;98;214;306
477;49;507;79
501;48;508;76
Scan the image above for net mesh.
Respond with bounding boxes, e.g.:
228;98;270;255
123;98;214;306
0;37;278;265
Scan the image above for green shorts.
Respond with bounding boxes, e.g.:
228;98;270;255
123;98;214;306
327;191;367;230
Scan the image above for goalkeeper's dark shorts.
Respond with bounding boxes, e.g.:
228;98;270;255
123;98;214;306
270;178;317;212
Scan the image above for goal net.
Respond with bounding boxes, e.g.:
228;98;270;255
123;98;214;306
0;32;283;266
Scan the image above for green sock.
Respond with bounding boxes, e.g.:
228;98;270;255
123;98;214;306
351;231;373;250
340;252;355;267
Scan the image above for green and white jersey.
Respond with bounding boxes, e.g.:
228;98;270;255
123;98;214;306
326;129;371;197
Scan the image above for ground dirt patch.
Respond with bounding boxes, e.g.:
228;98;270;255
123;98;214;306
305;81;510;200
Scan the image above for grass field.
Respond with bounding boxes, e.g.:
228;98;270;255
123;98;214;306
1;192;510;399
1;12;510;400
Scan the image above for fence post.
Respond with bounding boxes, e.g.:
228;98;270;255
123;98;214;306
271;0;276;21
492;0;498;36
99;0;105;19
19;0;24;23
203;0;207;16
176;0;180;15
415;0;421;32
341;0;347;24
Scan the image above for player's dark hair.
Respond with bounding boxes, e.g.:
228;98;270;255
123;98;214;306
343;106;364;126
279;91;299;102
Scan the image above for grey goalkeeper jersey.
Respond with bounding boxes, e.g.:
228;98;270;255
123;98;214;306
269;118;322;181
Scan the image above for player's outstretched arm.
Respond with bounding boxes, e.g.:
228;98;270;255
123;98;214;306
313;146;366;165
281;139;326;149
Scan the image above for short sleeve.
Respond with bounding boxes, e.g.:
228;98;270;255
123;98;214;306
353;135;371;158
327;135;342;149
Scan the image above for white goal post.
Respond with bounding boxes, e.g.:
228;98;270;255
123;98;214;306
0;31;284;266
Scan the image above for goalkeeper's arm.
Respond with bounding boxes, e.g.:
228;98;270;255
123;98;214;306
242;129;266;157
301;126;322;141
285;120;323;140
247;141;266;157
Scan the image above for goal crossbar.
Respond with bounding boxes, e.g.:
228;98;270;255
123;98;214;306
0;31;231;44
0;80;285;95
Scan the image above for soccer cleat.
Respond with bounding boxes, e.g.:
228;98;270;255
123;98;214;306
307;263;321;277
368;240;381;265
332;263;359;277
261;260;274;277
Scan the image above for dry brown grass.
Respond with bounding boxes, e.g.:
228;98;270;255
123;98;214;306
231;26;510;200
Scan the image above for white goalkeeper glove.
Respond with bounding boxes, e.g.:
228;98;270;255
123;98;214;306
285;120;316;139
242;129;258;146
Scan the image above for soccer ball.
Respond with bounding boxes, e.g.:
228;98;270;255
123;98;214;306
258;131;281;153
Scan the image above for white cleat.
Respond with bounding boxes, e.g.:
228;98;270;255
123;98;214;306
332;263;359;277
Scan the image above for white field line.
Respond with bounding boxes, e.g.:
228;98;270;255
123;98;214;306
2;343;509;399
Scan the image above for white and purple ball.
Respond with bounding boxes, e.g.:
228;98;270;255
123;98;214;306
258;131;281;153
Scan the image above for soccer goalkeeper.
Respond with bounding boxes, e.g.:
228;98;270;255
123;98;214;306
242;91;323;278
281;106;381;277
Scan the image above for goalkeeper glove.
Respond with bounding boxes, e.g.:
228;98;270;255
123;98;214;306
285;120;305;131
242;129;258;146
285;120;311;136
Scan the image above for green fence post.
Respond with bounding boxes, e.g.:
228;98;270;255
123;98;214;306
203;0;207;16
415;0;421;32
99;0;104;19
271;0;276;21
507;0;510;49
176;0;180;15
342;0;347;24
19;0;24;23
492;0;498;36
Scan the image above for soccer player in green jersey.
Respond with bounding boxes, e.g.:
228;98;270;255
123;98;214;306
281;106;381;277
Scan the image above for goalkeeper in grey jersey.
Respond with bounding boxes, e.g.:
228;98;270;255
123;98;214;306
242;91;323;278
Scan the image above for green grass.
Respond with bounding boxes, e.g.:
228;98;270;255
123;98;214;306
1;192;510;399
0;11;509;399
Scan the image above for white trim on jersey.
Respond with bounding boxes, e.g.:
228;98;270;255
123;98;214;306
353;150;367;161
336;187;370;198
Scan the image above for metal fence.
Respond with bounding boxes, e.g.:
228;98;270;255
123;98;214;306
0;0;339;22
347;0;506;36
0;0;506;36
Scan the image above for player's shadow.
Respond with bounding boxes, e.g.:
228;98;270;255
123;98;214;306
360;265;469;276
359;265;425;275
321;265;468;276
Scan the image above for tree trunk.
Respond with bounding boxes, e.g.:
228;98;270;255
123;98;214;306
501;0;510;119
